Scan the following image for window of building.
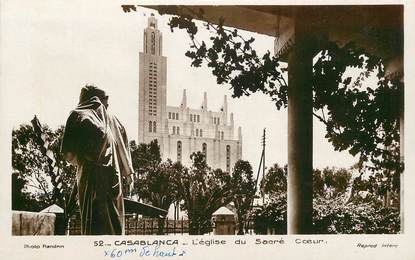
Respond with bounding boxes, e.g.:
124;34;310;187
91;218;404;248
177;141;182;162
151;32;155;54
173;126;176;135
214;117;216;124
200;129;203;137
221;131;224;140
168;112;171;119
149;121;152;132
226;145;231;172
153;121;157;133
190;114;192;122
218;118;220;125
177;127;180;135
197;115;200;122
176;113;179;120
202;143;207;159
196;129;199;136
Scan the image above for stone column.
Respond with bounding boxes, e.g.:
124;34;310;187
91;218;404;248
287;9;316;234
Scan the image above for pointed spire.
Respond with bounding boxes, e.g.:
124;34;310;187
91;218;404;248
202;92;207;110
181;89;187;108
223;95;228;112
148;15;158;29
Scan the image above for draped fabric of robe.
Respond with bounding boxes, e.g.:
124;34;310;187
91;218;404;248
61;97;133;235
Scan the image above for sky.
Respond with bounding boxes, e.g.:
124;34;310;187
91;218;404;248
1;1;358;172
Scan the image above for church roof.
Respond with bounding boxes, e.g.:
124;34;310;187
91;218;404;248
213;206;234;216
40;204;64;214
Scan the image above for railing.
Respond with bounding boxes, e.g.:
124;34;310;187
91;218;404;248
66;214;189;235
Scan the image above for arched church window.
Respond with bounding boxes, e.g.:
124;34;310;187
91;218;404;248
226;145;231;172
202;143;207;159
149;121;152;132
177;141;182;162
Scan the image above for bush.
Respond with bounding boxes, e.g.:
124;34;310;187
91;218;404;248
251;194;287;235
313;196;400;234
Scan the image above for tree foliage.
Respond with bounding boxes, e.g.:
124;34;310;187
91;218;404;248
129;140;183;234
231;160;256;234
261;163;287;196
179;152;233;235
130;139;162;178
313;167;351;197
12;123;76;210
313;193;399;234
252;164;287;234
253;164;399;234
130;140;182;209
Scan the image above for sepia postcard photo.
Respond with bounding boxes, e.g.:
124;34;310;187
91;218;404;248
0;1;414;259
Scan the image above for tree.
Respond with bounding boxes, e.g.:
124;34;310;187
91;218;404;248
129;139;183;234
11;172;47;212
261;164;287;197
179;152;233;235
312;166;399;234
12;122;76;211
254;163;399;234
313;193;399;234
130;139;162;179
252;164;287;234
231;160;256;234
313;167;351;198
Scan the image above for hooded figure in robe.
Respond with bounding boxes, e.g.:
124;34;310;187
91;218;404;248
61;85;134;235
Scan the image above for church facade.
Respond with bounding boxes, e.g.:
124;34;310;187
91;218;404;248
138;16;242;171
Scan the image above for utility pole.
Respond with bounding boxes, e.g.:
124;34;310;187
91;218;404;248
254;128;266;204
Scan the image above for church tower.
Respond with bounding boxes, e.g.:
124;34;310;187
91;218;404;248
138;15;167;152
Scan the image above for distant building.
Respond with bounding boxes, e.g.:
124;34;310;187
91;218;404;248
138;16;242;171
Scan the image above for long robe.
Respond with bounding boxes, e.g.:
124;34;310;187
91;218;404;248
61;97;133;235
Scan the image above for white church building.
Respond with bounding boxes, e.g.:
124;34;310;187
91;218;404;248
138;15;242;172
